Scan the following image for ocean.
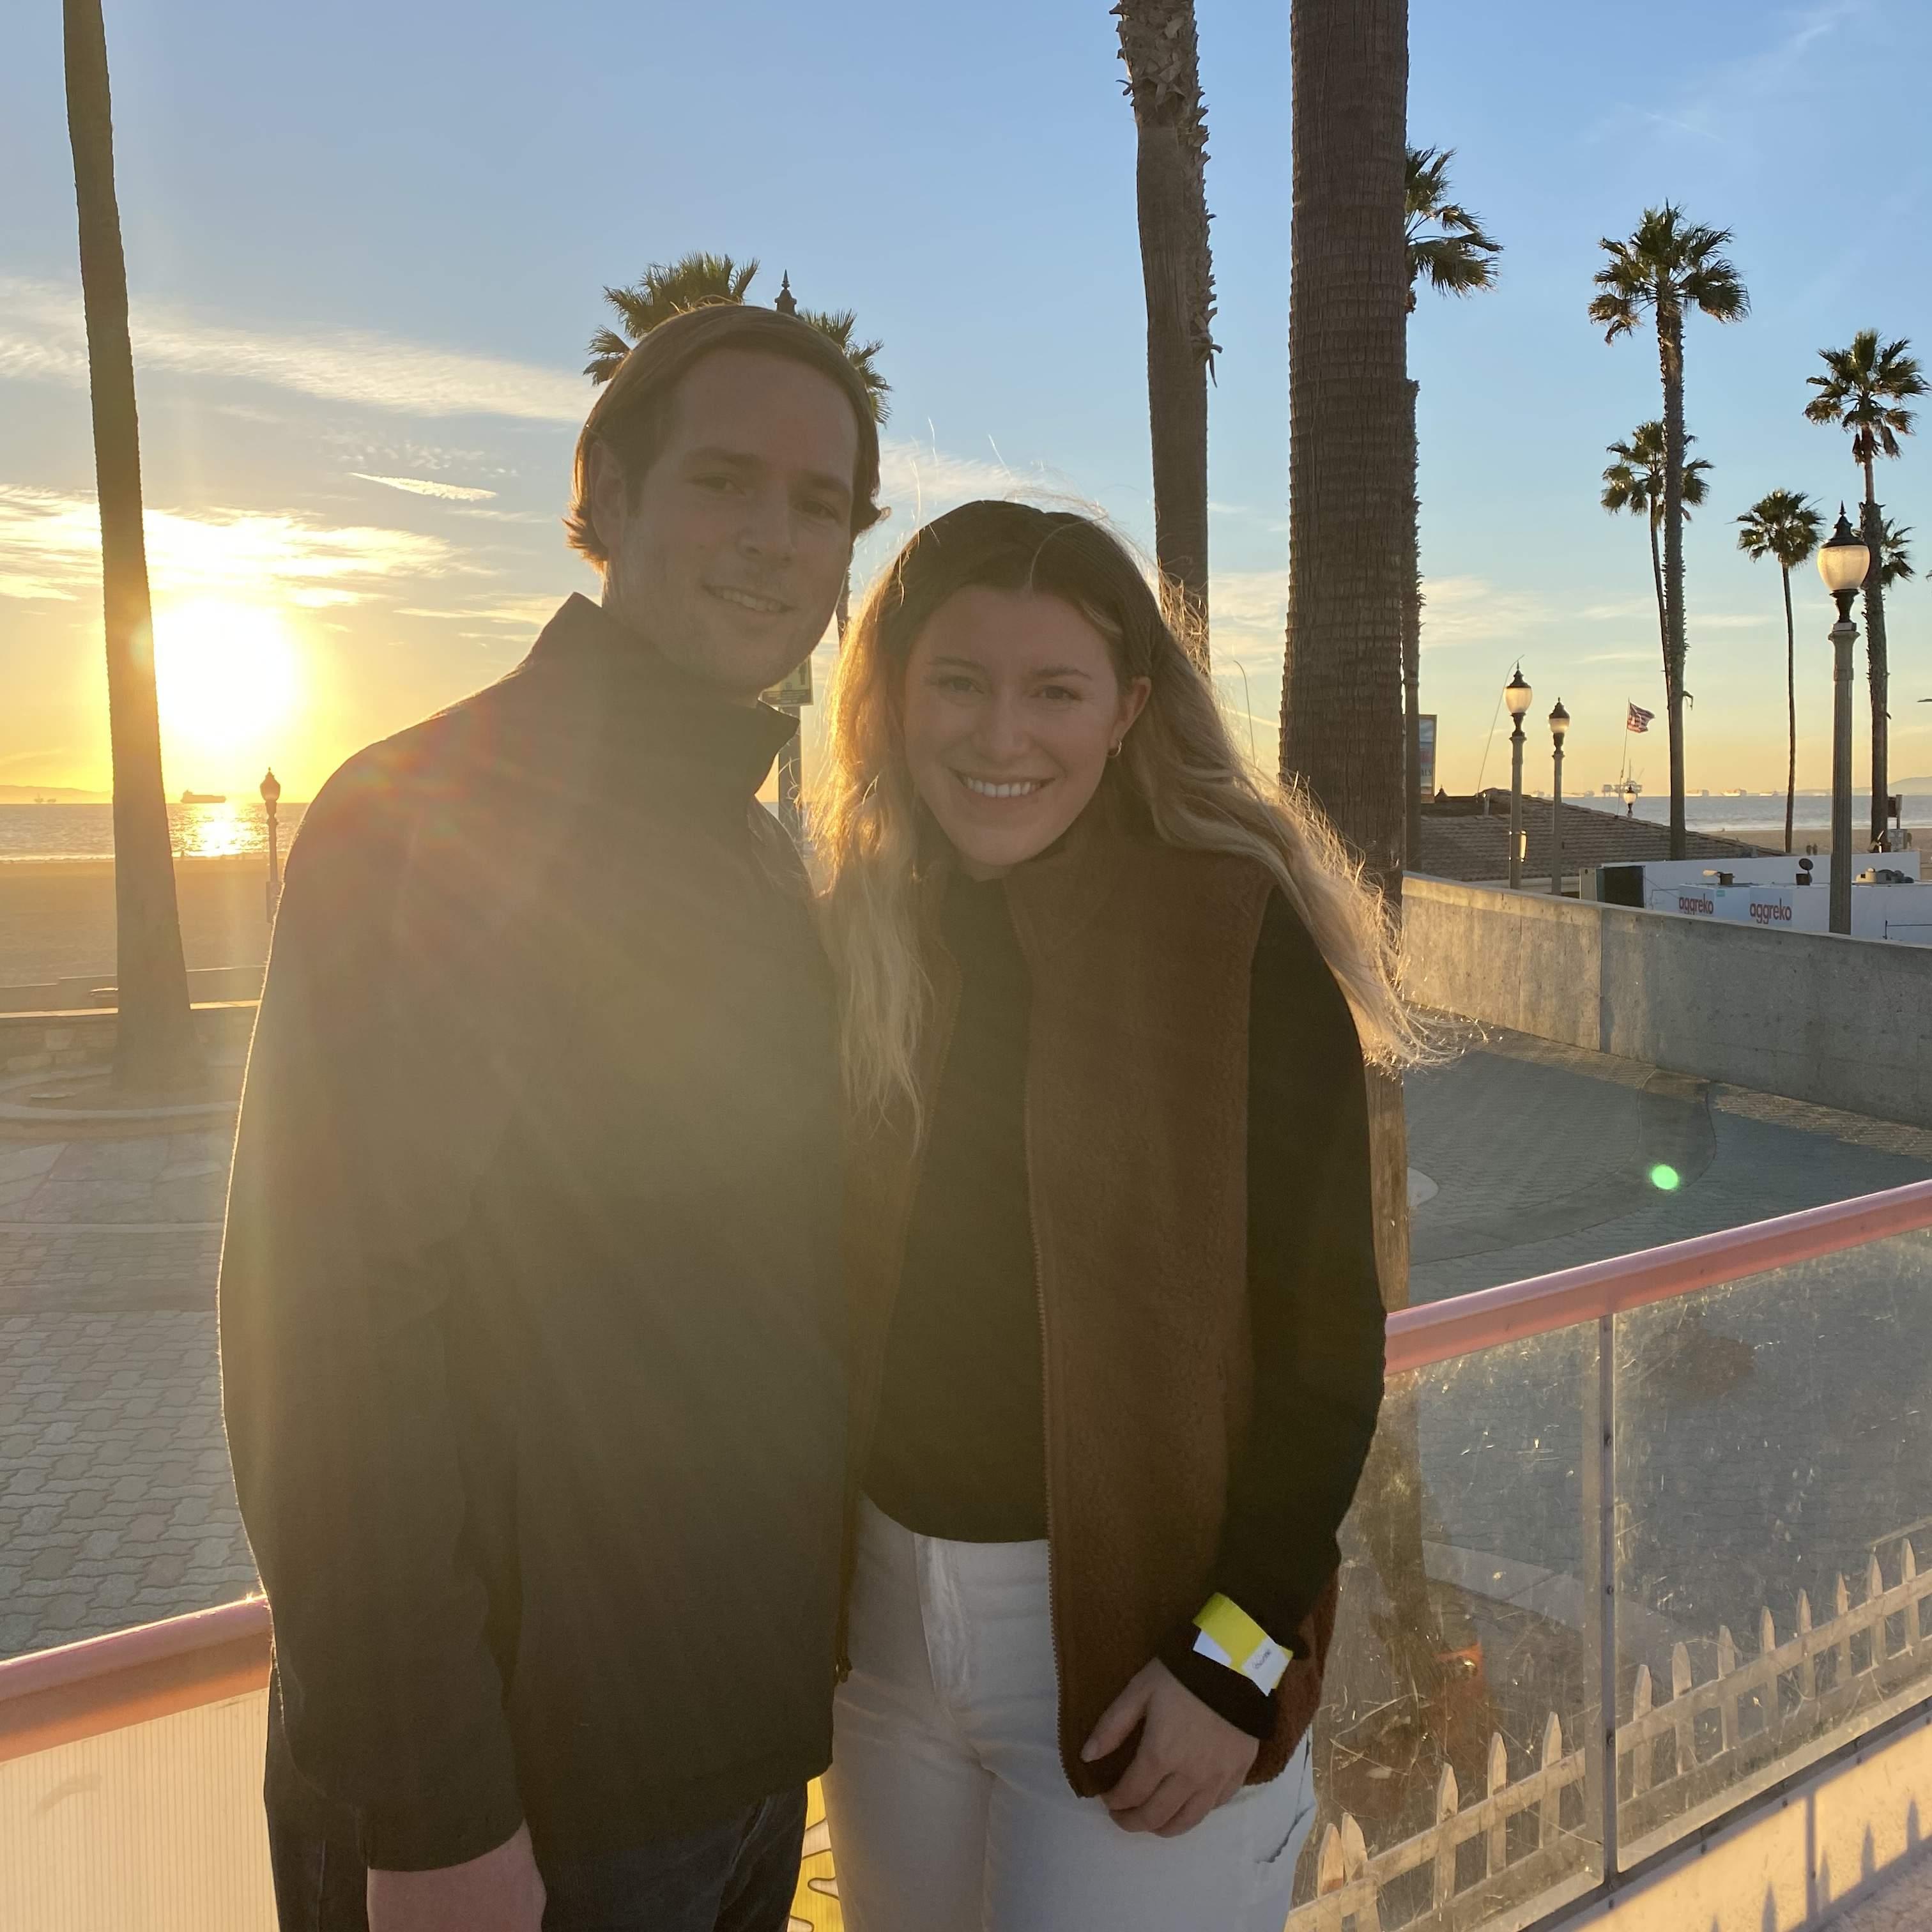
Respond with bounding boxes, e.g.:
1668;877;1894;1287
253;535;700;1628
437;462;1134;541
0;801;308;863
1;790;1922;862
1591;792;1929;837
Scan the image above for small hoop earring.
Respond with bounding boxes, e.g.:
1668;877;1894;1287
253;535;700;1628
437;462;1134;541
1107;740;1124;760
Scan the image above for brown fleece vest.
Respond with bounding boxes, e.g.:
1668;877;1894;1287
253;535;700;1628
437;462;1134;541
844;803;1344;1795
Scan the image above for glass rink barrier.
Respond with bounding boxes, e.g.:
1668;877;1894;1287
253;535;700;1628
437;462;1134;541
3;1182;1930;1932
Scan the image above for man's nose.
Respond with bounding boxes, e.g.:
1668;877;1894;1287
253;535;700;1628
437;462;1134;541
737;484;797;562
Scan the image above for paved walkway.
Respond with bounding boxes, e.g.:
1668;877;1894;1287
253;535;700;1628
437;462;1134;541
0;1126;252;1658
3;1031;1930;1663
1405;1024;1932;1300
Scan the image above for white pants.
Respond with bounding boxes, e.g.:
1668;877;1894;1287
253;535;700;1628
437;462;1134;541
825;1500;1315;1932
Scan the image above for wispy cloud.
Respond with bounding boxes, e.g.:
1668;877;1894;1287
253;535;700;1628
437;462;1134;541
1587;0;1867;152
0;276;586;422
1418;574;1552;647
0;484;471;607
352;473;499;502
1209;568;1290;634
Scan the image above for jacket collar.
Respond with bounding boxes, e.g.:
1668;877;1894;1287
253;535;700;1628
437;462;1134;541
524;593;797;801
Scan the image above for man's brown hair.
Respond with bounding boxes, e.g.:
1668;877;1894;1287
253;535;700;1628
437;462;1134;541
564;303;885;565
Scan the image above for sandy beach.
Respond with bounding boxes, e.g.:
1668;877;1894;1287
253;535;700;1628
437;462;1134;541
0;855;274;992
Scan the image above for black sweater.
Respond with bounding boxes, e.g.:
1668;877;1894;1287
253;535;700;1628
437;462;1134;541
866;872;1383;1727
220;597;847;1869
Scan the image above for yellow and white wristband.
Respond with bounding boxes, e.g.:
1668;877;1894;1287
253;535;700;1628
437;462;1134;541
1190;1593;1291;1695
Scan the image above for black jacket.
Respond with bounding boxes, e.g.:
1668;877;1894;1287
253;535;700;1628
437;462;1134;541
219;595;846;1870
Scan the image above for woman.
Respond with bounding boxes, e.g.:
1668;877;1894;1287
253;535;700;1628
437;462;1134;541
813;502;1414;1931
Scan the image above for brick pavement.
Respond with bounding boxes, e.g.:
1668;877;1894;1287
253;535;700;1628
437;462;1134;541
1406;1024;1932;1301
3;1029;1931;1664
0;1121;254;1660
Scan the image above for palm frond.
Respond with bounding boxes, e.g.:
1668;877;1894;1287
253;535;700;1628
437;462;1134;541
1736;489;1823;570
1591;203;1749;340
583;326;632;385
1404;144;1500;299
1805;328;1925;463
798;305;892;422
1880;516;1915;587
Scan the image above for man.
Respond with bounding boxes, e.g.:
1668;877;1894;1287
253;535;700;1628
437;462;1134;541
220;302;881;1931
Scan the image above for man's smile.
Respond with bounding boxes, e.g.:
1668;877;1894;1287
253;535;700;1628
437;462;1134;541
707;583;792;617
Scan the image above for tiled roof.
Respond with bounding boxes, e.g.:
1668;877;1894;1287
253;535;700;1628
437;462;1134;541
1415;790;1763;884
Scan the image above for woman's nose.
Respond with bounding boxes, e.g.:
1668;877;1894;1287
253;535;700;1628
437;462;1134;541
974;694;1029;761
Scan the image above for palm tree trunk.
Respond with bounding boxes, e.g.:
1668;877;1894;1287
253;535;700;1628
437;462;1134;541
1404;377;1422;870
1781;563;1796;855
1284;0;1454;1830
1657;306;1689;861
63;0;199;1094
1860;464;1889;848
1116;0;1214;663
1647;517;1667;668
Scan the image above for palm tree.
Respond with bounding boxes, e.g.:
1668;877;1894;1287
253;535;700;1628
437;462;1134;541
585;252;760;383
1735;490;1823;854
63;0;198;1094
1805;330;1926;845
1600;420;1712;686
1283;0;1457;1814
1403;144;1499;862
1114;0;1216;662
1590;206;1749;859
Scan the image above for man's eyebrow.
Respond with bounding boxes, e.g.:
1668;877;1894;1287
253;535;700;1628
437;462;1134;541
679;447;851;502
680;446;760;468
797;470;853;503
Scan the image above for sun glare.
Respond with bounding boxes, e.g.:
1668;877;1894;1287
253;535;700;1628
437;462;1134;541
153;599;302;783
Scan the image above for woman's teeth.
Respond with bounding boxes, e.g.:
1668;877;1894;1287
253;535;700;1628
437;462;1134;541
959;776;1046;799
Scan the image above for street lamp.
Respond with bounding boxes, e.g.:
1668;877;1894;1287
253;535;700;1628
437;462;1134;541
1622;778;1637;820
1548;699;1570;895
1818;507;1871;936
259;767;282;924
1504;667;1533;889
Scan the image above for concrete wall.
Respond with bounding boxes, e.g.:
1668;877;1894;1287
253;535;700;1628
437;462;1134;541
1402;875;1932;1127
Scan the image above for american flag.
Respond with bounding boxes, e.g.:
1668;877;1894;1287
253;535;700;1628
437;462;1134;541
1627;702;1654;734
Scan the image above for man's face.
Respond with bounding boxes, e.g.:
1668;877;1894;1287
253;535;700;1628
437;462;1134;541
592;349;860;700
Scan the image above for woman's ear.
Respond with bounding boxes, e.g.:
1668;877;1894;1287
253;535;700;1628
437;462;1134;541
1116;673;1153;742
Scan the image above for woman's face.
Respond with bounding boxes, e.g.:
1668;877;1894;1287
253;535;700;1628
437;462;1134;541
901;585;1150;878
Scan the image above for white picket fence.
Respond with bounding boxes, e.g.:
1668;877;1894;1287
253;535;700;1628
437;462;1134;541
1290;1537;1932;1931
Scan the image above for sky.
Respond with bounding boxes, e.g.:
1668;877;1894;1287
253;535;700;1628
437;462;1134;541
2;0;1929;804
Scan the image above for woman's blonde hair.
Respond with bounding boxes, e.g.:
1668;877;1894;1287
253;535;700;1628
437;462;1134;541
813;500;1425;1123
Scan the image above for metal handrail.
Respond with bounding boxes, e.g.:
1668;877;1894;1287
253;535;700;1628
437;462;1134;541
6;1176;1931;1763
1386;1176;1932;1375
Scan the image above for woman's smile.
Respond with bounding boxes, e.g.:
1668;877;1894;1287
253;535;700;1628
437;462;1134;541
954;772;1052;802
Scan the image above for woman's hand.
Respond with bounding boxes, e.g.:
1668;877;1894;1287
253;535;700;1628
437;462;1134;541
1081;1658;1261;1837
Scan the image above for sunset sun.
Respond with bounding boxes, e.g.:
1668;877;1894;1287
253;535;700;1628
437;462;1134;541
153;598;302;782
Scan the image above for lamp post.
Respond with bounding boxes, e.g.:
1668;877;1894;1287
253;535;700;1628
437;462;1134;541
1818;507;1871;937
259;767;282;924
1622;778;1637;820
1504;666;1533;889
1548;699;1569;894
